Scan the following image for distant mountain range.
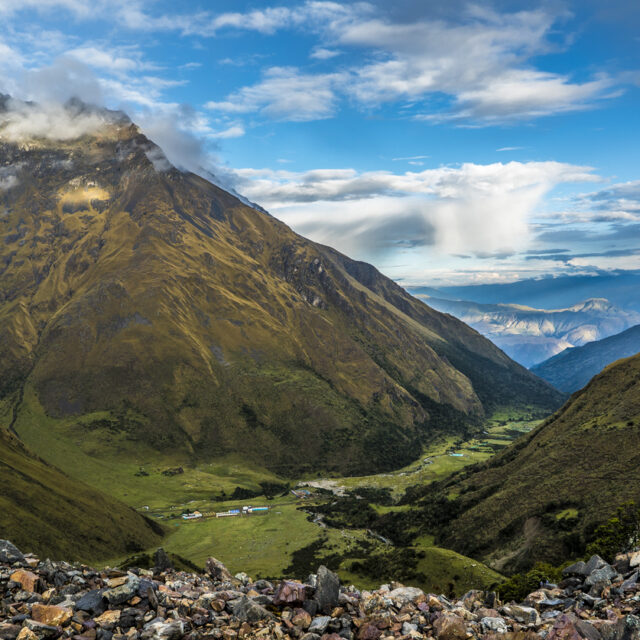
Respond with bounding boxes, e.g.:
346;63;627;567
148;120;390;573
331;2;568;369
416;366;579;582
409;294;640;367
532;324;640;392
410;272;640;312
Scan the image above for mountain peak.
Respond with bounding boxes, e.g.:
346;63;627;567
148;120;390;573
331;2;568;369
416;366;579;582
0;95;137;146
569;298;613;312
0;101;562;477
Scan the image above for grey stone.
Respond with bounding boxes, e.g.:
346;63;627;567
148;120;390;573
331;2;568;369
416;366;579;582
0;623;21;640
314;566;340;614
75;588;106;615
563;561;588;577
575;619;603;640
300;634;321;640
206;557;234;582
618;615;640;640
25;620;59;638
308;616;331;634
253;579;273;591
585;565;617;587
388;586;424;606
148;621;184;640
0;541;24;565
402;622;418;634
303;599;319;616
504;604;540;625
585;555;608;575
104;574;140;605
230;595;272;622
153;548;172;572
482;617;508;633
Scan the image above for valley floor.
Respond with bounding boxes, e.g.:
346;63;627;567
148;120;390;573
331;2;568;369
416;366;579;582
3;388;539;595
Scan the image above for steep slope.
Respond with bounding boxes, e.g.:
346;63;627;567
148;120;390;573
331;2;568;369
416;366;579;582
0;427;163;561
531;324;640;392
0;99;561;477
413;295;640;367
438;353;640;573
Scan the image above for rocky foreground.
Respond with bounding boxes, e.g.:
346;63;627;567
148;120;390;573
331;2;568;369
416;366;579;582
2;540;640;640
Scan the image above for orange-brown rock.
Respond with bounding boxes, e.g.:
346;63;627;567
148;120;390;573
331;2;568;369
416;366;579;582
31;604;73;626
10;570;39;592
433;614;468;640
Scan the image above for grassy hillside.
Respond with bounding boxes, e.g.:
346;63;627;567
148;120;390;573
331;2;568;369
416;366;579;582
0;427;163;562
0;102;561;479
435;353;640;573
531;324;640;392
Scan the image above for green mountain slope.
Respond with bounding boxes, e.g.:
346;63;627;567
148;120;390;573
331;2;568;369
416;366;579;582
0;427;163;561
0;100;562;478
531;324;640;392
438;352;640;573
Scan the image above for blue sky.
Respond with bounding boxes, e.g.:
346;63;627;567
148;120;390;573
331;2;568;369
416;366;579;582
1;0;639;286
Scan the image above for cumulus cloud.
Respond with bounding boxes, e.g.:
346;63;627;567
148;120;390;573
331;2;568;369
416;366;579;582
338;8;619;122
198;3;624;124
310;47;341;60
205;67;343;121
232;161;599;258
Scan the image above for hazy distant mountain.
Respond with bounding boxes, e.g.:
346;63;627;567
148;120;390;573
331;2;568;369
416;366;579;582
410;271;640;312
412;295;640;367
532;324;640;392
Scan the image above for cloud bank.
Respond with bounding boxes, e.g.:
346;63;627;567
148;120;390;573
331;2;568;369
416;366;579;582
233;162;599;258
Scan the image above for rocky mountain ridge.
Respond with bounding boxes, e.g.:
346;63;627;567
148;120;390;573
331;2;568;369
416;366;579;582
2;539;640;640
0;99;561;477
532;324;640;392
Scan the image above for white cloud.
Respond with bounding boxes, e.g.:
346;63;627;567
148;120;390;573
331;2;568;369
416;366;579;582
310;47;341;60
0;168;20;190
208;125;245;139
337;9;619;121
196;4;623;124
232;161;599;258
0;98;113;141
66;46;157;74
577;180;640;219
206;67;343;121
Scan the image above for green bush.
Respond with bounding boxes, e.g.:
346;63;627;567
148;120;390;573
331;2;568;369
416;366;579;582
498;562;563;602
586;502;640;562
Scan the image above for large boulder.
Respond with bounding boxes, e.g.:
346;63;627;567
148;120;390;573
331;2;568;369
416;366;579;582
30;604;72;627
75;588;106;615
103;574;140;605
229;595;273;623
433;614;468;640
153;548;173;572
0;541;24;564
314;566;340;614
273;580;307;606
206;557;234;582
